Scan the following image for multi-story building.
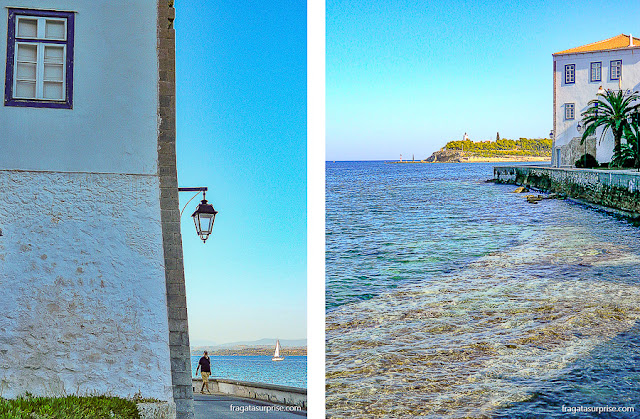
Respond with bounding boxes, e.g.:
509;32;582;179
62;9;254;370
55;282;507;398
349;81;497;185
552;34;640;167
0;1;193;417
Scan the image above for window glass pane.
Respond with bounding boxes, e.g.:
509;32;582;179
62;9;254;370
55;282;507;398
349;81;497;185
16;80;36;98
16;62;36;80
44;46;64;63
17;18;37;38
43;81;63;100
44;64;63;81
17;44;37;62
45;20;65;40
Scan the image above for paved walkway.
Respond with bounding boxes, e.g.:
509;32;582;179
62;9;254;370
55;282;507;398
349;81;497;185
193;393;307;419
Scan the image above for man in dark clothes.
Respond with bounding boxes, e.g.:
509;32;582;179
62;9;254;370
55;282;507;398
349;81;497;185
196;351;211;394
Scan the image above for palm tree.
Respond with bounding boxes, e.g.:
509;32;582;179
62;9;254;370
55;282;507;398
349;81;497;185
581;88;640;154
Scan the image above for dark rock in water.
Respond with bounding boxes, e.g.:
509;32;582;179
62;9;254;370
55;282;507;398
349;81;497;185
526;194;543;204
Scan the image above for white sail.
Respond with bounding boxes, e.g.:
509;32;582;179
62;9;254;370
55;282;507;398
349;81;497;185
272;339;284;361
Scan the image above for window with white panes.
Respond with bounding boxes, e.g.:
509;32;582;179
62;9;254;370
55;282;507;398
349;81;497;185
590;62;601;82
565;64;575;84
565;103;575;120
5;9;74;108
610;60;622;80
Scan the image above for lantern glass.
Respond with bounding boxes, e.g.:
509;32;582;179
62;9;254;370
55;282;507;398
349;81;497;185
197;213;215;238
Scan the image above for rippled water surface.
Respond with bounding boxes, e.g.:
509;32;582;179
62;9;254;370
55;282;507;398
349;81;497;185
190;355;306;389
326;161;640;418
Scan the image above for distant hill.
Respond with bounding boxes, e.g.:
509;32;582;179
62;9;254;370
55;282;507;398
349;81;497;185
424;137;552;163
191;338;307;356
210;338;306;348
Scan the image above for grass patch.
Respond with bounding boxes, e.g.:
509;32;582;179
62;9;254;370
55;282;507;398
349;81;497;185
0;394;141;419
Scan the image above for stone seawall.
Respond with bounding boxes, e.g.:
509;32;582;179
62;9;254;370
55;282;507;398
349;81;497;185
192;378;306;410
494;166;640;217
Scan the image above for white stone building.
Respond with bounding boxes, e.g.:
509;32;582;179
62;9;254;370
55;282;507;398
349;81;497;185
0;1;193;417
552;34;640;167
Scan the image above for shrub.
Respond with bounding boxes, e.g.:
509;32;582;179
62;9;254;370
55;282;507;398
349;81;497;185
610;143;637;168
575;153;599;168
0;395;141;419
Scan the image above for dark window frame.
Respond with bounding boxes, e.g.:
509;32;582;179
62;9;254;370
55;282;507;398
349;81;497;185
4;8;74;109
565;103;575;120
565;64;575;84
610;59;622;81
590;61;602;82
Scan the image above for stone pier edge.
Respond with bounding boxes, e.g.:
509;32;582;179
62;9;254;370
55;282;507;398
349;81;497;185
494;165;640;217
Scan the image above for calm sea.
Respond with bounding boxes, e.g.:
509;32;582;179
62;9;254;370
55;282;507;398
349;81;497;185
190;355;306;389
326;161;640;418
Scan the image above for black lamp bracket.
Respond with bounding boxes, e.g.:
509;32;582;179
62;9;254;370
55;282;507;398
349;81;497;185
178;187;209;216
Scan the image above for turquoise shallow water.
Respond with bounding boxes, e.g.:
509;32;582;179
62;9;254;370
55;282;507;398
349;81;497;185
190;355;306;389
326;161;640;418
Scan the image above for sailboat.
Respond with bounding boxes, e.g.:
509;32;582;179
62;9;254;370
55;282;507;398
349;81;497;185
271;339;285;361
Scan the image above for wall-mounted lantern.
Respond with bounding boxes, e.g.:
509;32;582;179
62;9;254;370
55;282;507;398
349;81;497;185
191;194;217;243
178;187;218;243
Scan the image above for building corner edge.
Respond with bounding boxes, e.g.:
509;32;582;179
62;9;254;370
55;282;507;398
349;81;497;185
157;1;194;418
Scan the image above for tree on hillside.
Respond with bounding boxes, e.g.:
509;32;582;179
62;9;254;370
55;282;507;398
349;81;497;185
496;132;500;141
443;138;551;156
581;88;640;153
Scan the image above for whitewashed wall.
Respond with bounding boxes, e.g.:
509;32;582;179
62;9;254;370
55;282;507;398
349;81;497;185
554;47;640;164
0;172;172;400
0;0;173;402
0;0;159;174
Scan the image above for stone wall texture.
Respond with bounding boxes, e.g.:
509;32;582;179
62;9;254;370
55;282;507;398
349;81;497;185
494;165;640;214
560;136;596;167
157;1;195;418
0;171;173;400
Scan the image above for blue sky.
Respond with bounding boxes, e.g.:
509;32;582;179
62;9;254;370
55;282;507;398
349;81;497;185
175;1;306;346
327;0;640;161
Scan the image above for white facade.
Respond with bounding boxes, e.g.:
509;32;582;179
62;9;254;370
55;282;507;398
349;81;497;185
552;37;640;166
0;0;174;402
0;0;159;174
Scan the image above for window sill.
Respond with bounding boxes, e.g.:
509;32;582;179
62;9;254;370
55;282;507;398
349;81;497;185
4;97;71;109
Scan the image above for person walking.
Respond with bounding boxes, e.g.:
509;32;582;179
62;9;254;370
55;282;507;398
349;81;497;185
196;351;212;394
